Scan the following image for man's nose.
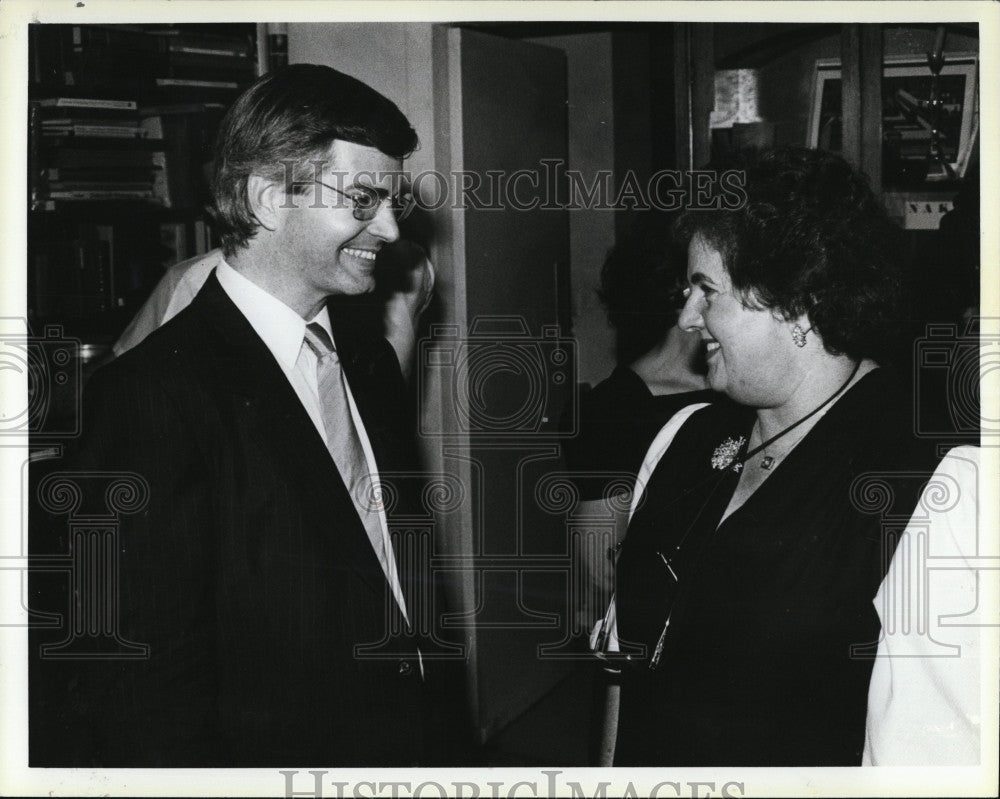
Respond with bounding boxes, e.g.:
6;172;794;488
367;202;400;243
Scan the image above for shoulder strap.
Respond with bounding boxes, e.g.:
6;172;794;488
592;401;711;660
628;402;710;523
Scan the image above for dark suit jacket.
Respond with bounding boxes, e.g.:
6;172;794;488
30;273;453;767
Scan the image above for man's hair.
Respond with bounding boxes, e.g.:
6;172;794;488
210;64;418;255
675;147;904;364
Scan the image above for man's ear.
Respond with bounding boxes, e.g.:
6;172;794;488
246;174;283;232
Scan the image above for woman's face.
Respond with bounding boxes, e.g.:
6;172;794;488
678;233;795;407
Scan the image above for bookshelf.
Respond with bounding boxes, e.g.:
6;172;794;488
27;23;259;346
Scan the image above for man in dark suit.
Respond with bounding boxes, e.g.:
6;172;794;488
31;64;460;767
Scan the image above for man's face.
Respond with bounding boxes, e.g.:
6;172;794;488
270;139;403;310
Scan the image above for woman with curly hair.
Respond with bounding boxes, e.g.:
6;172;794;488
601;147;946;765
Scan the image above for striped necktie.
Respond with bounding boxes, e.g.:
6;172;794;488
302;322;388;573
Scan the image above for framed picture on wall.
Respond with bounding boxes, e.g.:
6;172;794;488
808;52;978;183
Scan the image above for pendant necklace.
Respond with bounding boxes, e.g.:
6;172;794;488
711;360;862;473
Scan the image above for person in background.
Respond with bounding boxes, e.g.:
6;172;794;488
30;64;463;767
606;147;948;766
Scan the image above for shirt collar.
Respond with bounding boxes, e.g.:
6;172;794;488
215;258;334;371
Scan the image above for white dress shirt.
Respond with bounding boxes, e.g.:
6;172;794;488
215;259;409;622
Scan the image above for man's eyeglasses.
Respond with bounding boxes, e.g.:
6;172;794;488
311;180;414;222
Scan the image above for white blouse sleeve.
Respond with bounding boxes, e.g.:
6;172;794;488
863;446;985;765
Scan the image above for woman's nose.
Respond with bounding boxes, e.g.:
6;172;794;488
677;291;704;332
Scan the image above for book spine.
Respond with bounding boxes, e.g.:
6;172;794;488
48;182;154;192
40;97;138;110
154;78;239;89
47;189;156;200
159;34;251;57
42;127;147;139
44;167;158;182
170;44;247;57
41;117;141;128
72;125;147;138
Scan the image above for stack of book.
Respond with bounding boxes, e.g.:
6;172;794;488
38;116;147;139
29;24;149;93
148;28;256;104
30;23;257;106
26;22;256;329
37;96;147;139
30;97;162;207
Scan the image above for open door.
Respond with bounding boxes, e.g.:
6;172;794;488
427;27;575;744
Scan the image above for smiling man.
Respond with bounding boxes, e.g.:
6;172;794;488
31;65;451;767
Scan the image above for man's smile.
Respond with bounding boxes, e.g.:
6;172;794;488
342;247;378;261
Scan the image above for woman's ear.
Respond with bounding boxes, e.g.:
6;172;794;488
246;174;282;232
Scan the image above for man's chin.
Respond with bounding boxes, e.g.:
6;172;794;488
333;275;376;296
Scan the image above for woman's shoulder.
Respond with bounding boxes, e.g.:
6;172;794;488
581;366;652;412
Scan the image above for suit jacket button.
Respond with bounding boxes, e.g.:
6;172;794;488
398;659;412;676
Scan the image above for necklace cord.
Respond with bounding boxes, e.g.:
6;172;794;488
741;360;862;465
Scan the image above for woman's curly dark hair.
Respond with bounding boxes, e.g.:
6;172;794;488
599;211;687;364
675;147;904;364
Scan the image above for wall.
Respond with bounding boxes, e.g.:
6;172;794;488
527;29;676;387
288;23;437;181
528;32;617;388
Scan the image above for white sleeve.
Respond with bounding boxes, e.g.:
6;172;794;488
863;446;985;765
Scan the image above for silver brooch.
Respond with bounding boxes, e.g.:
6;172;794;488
711;436;746;471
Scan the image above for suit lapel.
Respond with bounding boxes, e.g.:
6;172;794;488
190;273;387;595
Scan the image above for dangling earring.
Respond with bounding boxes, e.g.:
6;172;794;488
791;324;808;348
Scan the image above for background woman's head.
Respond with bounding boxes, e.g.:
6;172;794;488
676;147;903;367
599;211;689;365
